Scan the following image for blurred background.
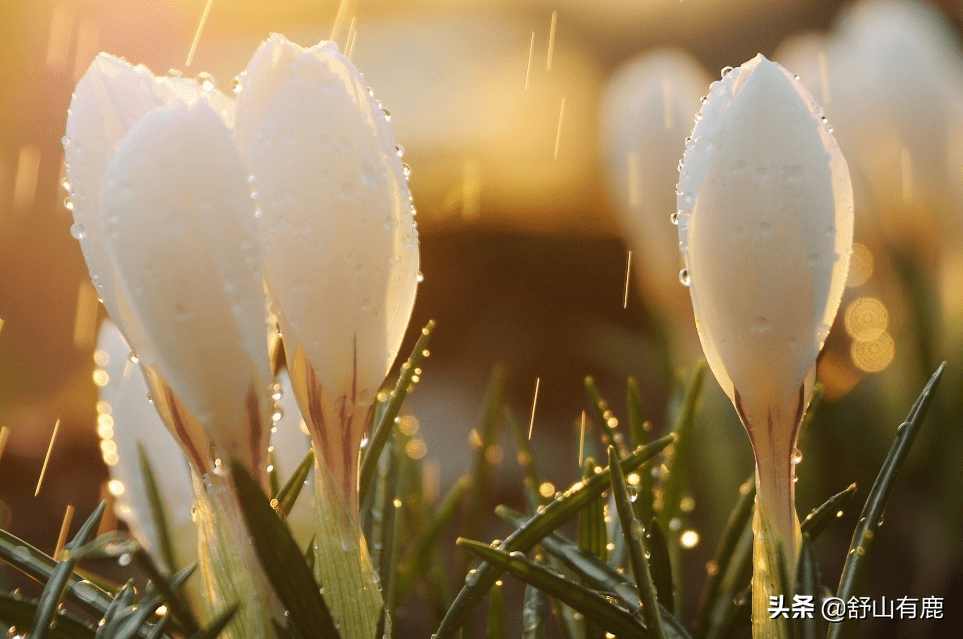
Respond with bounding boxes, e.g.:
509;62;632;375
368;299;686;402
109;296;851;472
1;0;962;636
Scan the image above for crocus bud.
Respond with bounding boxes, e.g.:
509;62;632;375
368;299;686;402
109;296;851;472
599;49;710;354
677;55;853;633
235;35;419;514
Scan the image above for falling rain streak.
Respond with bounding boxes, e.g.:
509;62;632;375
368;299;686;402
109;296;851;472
578;410;586;466
546;11;557;72
554;97;566;160
330;0;349;43
623;250;632;309
525;32;535;90
35;419;61;497
186;0;214;67
527;377;540;440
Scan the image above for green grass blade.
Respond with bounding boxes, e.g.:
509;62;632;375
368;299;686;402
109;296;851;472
828;362;945;639
70;532;140;561
134;552;199;636
30;500;106;639
189;605;238;639
138;444;178;574
462;365;507;548
273;448;314;518
793;535;825;639
0;593;96;639
268;449;281;500
98;584;166;639
627;378;653;526
692;477;754;639
434;435;675;638
521;577;549;639
230;459;340;639
145;612;171;639
585;377;626;456
101;580;135;627
644;519;674;615
609;446;666;639
799;483;857;540
487;580;507;639
578;459;607;563
458;540;646;639
358;320;435;505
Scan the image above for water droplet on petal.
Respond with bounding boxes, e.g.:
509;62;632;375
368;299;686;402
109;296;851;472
679;268;691;286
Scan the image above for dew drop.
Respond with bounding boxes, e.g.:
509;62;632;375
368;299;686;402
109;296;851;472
395;144;405;157
195;72;215;90
402;163;411;178
670;211;680;225
721;66;733;77
69;222;84;239
232;76;242;93
60;177;70;191
679;268;691;286
64;197;74;212
751;316;771;333
791;448;803;465
416;271;424;283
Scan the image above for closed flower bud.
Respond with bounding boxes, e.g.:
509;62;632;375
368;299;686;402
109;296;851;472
677;54;853;633
234;35;419;514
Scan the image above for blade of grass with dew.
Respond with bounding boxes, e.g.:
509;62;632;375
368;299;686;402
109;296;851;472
30;501;106;639
828;362;945;639
0;593;96;639
0;530;116;620
692;476;755;639
644;519;674;614
609;446;667;639
799;483;857;541
138;444;177;575
229;460;340;639
522;556;550;639
384;433;411;621
495;507;692;639
69;531;140;561
793;535;825;639
585;378;627;456
145;612;171;639
434;435;675;638
268;449;281;498
458;540;646;639
133;552;199;636
487;579;507;639
365;434;396;574
359;320;435;504
273;448;314;518
628;378;654;526
578;459;607;562
396;475;471;601
462;365;507;551
796;382;824;450
98;582;169;639
659;363;706;618
101;580;135;627
189;605;238;639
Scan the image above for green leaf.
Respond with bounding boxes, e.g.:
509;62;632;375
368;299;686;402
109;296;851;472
578;459;607;562
627;378;653;526
433;435;675;639
793;536;825;639
458;540;645;639
138;444;178;575
644;519;674;615
133;553;200;636
189;605;239;639
462;365;507;547
230;460;340;639
486;580;507;639
358;320;435;505
609;446;666;639
273;448;314;518
70;532;140;561
31;501;106;639
828;362;945;639
799;483;857;540
692;477;755;639
0;593;96;639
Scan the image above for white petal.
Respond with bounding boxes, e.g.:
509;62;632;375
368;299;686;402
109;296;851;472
236;37;418;405
100;99;272;471
678;55;853;425
65;54;167;350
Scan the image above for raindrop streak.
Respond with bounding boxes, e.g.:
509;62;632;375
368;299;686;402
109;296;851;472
185;0;214;68
554;96;566;160
35;418;61;497
527;377;540;441
525;31;535;90
623;250;632;309
546;11;557;72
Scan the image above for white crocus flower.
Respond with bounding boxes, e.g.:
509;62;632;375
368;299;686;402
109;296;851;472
677;55;853;635
599;49;710;354
234;35;418;638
